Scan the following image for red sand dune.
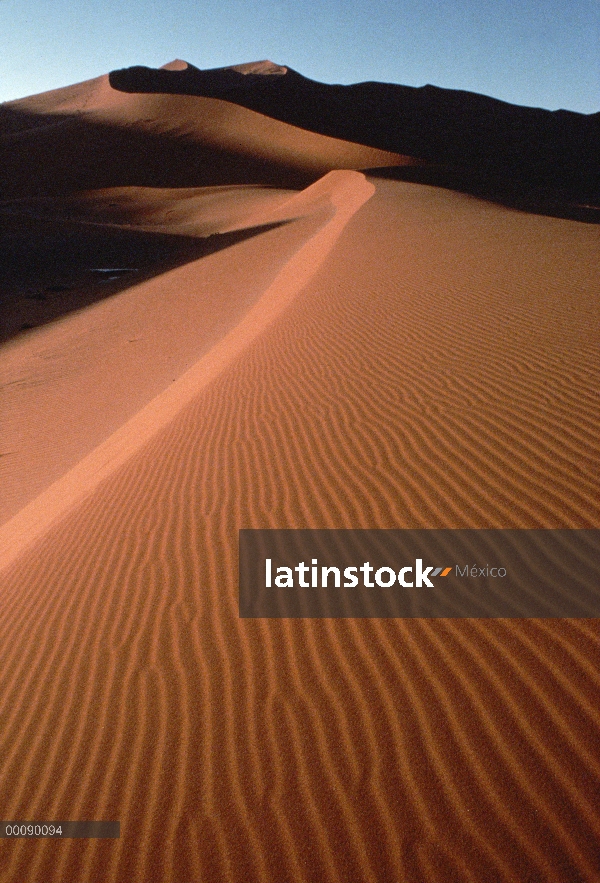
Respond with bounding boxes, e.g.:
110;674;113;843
0;62;599;883
0;67;418;198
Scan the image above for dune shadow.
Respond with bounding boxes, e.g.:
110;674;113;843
107;64;599;220
0;105;317;199
0;211;291;345
0;100;313;345
364;166;600;224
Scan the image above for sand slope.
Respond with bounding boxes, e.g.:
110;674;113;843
1;66;600;883
0;171;374;554
0;71;417;198
109;59;599;194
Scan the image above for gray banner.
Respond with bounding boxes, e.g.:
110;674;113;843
0;821;120;838
239;530;600;618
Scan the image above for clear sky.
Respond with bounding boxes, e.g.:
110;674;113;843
0;0;598;113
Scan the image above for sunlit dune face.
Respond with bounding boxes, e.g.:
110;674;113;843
159;59;189;71
230;60;289;76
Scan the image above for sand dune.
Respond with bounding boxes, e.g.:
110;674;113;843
109;59;599;196
0;62;599;883
0;170;374;558
0;70;417;199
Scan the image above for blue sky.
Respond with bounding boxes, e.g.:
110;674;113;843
0;0;598;112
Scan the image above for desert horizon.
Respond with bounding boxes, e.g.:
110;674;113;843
0;58;599;882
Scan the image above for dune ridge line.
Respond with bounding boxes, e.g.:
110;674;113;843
0;170;374;573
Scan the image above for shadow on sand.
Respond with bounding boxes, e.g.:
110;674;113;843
107;63;600;223
0;210;291;345
0;100;312;345
365;166;600;224
0;104;317;198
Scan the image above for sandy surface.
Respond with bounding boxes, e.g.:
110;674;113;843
1;66;599;883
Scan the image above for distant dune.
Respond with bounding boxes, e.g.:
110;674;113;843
0;67;417;198
110;59;599;195
0;61;599;883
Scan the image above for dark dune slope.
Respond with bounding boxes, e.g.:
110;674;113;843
110;60;599;191
0;67;413;200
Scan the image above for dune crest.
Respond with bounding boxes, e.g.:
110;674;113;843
160;59;190;71
0;171;374;571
